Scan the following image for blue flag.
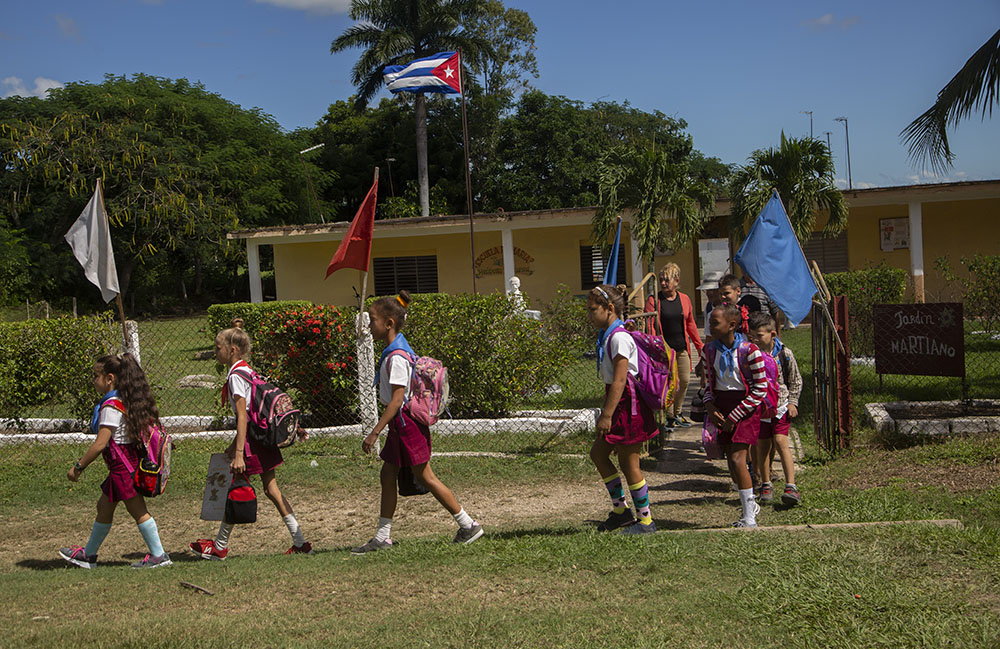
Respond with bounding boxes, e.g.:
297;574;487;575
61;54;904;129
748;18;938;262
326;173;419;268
384;52;462;95
733;190;818;326
603;217;622;286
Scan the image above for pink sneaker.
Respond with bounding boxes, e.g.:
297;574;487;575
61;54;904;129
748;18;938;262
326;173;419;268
59;546;97;569
189;538;228;560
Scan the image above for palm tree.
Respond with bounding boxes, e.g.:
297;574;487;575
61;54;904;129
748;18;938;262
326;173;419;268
331;0;492;217
900;28;1000;174
728;133;848;242
594;141;715;276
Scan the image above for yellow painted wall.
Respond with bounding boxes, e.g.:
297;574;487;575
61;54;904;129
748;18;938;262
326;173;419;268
273;222;634;307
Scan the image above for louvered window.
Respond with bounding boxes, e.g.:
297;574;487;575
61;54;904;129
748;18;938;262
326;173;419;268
802;232;848;274
373;255;438;295
580;244;626;290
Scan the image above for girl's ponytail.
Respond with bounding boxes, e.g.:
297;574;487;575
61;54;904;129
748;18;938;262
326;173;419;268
116;353;162;442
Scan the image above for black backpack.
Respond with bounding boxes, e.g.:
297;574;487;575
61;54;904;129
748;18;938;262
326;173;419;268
231;367;301;448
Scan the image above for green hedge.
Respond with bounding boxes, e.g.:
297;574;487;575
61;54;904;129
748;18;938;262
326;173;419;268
206;300;312;339
0;314;119;426
936;254;1000;333
367;292;576;418
825;264;908;355
540;284;592;356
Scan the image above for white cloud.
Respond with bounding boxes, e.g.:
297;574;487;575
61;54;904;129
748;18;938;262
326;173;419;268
1;76;65;99
252;0;351;14
804;13;861;31
53;14;82;42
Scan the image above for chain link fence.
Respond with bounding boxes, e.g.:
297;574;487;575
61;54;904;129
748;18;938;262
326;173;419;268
849;300;1000;441
1;292;609;455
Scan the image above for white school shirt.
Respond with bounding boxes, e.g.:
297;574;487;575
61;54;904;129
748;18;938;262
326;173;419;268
599;330;639;385
97;405;130;444
226;363;253;418
711;346;746;392
378;353;413;406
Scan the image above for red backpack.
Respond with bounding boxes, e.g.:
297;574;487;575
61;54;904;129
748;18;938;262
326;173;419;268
704;339;780;418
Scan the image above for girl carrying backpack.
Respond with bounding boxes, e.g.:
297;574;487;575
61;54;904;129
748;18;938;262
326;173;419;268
353;291;483;553
60;354;172;569
189;326;313;560
703;303;769;528
588;284;659;535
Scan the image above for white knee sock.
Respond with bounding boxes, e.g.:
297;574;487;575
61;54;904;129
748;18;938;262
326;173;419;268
215;521;234;549
374;517;392;542
738;488;756;522
283;514;306;546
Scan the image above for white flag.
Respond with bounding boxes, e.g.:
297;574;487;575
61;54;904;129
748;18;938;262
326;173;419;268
64;180;120;302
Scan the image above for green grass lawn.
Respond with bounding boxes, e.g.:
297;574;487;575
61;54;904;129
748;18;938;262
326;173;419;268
2;431;999;648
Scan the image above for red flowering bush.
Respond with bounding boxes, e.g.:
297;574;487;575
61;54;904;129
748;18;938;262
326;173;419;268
253;304;360;426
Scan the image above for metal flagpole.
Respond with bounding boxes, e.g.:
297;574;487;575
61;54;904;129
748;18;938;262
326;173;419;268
458;48;478;294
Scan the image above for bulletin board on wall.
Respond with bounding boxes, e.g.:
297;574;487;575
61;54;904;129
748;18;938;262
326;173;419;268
880;217;909;252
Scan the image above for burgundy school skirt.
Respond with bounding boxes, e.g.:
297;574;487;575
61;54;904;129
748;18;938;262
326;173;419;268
380;408;432;467
243;437;284;475
711;389;761;447
759;412;790;440
603;379;658;447
101;442;142;503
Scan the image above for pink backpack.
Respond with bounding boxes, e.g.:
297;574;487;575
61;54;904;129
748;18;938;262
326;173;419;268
110;421;172;498
606;326;679;412
387;350;450;426
704;340;780;419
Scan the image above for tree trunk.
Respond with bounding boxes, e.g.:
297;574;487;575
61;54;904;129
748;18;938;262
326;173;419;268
415;94;430;217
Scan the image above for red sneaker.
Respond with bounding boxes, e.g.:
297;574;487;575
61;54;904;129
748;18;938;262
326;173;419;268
285;541;314;555
189;538;228;560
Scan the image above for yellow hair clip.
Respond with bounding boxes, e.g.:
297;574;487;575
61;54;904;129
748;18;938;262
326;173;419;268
396;295;407;307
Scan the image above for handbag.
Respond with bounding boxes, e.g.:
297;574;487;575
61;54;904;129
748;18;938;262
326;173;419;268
224;473;258;524
397;465;430;497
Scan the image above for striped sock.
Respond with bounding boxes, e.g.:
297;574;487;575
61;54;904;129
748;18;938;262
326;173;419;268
629;479;652;525
604;474;627;514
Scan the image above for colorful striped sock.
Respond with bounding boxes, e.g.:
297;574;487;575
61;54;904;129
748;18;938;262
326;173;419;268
629;479;652;525
603;474;627;514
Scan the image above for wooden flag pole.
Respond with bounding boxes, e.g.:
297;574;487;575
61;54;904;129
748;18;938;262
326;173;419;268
458;48;478;294
97;178;130;347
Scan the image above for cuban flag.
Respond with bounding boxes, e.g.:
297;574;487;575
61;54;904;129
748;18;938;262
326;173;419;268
383;51;462;95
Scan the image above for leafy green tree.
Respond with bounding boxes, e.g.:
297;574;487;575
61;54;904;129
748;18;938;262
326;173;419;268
331;0;493;218
901;28;1000;173
0;74;317;309
466;0;538;102
594;137;715;272
727;133;848;242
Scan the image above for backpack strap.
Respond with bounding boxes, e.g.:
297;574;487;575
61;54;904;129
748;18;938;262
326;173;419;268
385;349;417;421
604;327;638;416
224;365;255;407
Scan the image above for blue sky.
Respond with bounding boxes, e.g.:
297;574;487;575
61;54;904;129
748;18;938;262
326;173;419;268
3;0;998;189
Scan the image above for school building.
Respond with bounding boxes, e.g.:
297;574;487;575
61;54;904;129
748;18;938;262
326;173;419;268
229;179;1000;312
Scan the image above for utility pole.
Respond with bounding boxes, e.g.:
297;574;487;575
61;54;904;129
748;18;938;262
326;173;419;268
835;117;852;190
801;110;813;138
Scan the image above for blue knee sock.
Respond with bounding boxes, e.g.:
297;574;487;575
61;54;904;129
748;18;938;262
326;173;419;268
84;521;112;556
137;518;165;557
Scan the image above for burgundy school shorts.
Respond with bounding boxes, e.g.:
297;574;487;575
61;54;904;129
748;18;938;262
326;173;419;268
602;379;658;447
711;389;761;447
380;407;432;467
100;442;142;503
243;437;284;475
758;412;790;440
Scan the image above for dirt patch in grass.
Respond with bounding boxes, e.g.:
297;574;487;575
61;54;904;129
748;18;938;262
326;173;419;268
833;449;1000;492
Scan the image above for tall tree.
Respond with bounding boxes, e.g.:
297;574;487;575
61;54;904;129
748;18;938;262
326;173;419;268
331;0;493;217
901;27;1000;174
728;133;848;242
594;136;715;274
0;74;314;308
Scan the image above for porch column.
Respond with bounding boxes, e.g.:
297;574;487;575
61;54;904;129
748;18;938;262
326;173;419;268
247;241;263;304
502;227;515;292
629;221;644;305
908;201;925;303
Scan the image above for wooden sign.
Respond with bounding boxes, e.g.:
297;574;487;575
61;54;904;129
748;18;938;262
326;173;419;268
873;303;964;377
200;453;234;521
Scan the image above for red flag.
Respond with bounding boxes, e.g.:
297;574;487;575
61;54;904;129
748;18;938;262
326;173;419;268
325;178;378;278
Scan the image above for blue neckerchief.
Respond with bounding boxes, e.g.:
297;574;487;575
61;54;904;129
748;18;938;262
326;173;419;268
596;319;624;375
90;389;118;435
770;337;784;359
374;333;416;387
711;333;745;379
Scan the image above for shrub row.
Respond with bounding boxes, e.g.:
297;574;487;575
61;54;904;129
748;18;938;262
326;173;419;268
206;300;311;338
936;254;1000;333
0;314;119;425
825;263;908;356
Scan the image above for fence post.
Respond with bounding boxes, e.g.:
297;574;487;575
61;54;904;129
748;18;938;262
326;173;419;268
832;296;852;450
124;320;141;365
356;312;378;437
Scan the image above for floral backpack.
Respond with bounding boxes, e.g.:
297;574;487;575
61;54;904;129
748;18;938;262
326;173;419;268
387;350;450;426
